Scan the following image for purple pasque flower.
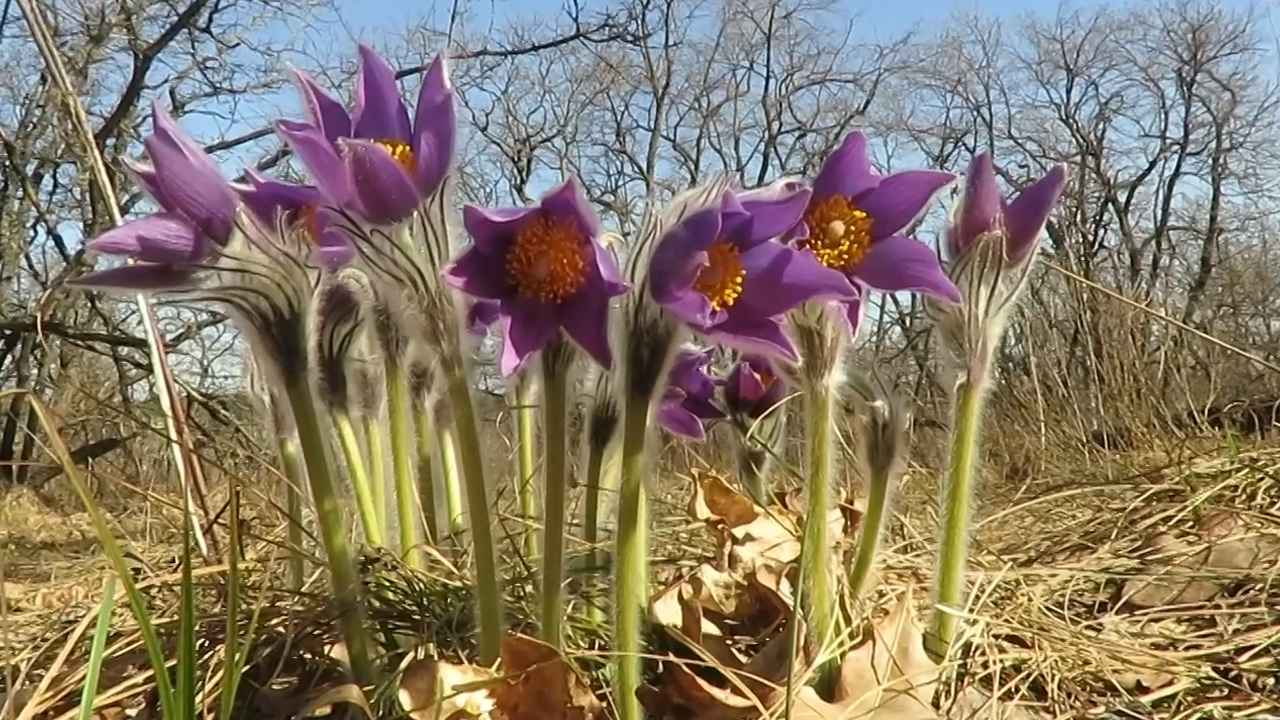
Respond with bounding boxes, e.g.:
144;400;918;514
77;103;239;290
647;185;856;362
444;178;629;376
658;347;726;441
946;152;1067;266
796;132;963;327
234;170;354;269
724;354;787;421
275;45;455;225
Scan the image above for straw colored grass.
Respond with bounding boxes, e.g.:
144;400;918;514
2;440;1278;719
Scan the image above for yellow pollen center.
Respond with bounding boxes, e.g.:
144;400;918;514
373;139;416;174
505;215;590;303
798;194;874;271
693;237;746;312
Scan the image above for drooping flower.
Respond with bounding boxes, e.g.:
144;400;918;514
657;348;726;441
648;184;856;362
444;178;629;376
80;103;239;289
946;152;1067;267
723;354;787;421
235;170;353;269
794;132;962;329
276;45;455;225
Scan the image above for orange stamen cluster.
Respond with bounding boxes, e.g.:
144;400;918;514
692;237;746;312
798;194;874;272
505;214;590;303
373;139;416;174
294;202;321;243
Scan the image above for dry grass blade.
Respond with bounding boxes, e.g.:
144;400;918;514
12;0;213;559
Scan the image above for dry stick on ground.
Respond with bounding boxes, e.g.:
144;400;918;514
13;0;216;558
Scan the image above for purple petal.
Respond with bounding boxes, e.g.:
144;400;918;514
315;229;355;269
461;204;539;255
276;119;353;207
658;396;708;441
351;44;411;142
289;68;352;142
735;241;856;318
343;139;421;224
648;205;723;306
410;54;456;194
87;212;207;264
859;169;956;238
704;315;799;363
540;178;602;240
442;246;511;299
736;181;812;241
467;300;500;337
812;132;879;201
1004;164;1068;265
949;152;1002;258
236;170;320;226
70;263;201;292
852;235;961;304
497;302;560;376
144;104;236;243
560;281;615;370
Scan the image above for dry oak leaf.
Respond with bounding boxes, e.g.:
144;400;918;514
398;652;497;720
492;634;604;720
789;586;941;720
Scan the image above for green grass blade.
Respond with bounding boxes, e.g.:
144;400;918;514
177;499;198;719
75;577;117;720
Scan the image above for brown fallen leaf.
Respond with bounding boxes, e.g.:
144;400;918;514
397;652;497;720
492;634;604;720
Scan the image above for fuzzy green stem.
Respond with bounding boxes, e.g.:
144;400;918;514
443;360;504;664
613;393;652;720
513;376;540;562
275;435;307;590
584;444;618;623
283;380;374;684
926;376;986;661
798;382;839;697
846;470;890;601
364;413;389;537
437;422;466;540
414;407;439;545
539;358;571;646
334;412;383;547
385;361;423;568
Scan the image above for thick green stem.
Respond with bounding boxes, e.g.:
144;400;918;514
275;435;307;590
364;413;389;536
437;422;466;540
414;407;439;545
926;376;986;661
283;381;374;684
799;381;838;697
334;412;383;547
846;469;890;601
443;360;504;664
513;376;540;562
613;394;652;720
385;361;423;568
539;358;571;646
